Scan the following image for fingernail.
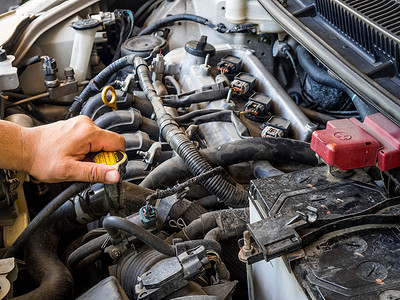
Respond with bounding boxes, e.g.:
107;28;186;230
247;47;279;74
105;170;119;183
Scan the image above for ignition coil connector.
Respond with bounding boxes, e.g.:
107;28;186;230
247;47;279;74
230;72;256;95
261;115;291;138
244;92;272;121
217;55;243;77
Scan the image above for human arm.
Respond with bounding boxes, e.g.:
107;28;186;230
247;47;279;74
0;115;126;183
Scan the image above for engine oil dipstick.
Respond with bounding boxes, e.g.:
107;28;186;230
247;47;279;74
101;85;118;111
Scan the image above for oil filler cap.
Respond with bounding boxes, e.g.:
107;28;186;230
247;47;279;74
311;113;400;171
93;151;127;175
185;35;216;57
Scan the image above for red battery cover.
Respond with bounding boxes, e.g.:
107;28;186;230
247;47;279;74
311;113;400;171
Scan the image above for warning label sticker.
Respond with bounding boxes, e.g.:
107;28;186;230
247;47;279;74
93;151;124;165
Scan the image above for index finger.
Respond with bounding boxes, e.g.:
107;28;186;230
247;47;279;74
88;129;126;153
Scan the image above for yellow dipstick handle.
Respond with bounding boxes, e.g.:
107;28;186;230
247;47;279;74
101;85;118;111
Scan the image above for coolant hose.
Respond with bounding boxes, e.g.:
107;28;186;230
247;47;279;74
3;182;89;258
296;45;377;119
12;229;73;300
134;56;247;207
103;216;176;256
68;55;137;118
140;137;317;190
138;14;221;36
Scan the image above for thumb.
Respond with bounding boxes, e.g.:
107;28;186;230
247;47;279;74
71;161;120;183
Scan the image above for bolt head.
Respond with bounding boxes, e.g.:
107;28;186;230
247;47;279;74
110;249;121;259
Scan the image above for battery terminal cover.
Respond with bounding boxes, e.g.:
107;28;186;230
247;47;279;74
311;113;400;171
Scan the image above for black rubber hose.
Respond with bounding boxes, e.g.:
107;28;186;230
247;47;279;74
103;216;176;256
80;90;133;120
252;160;284;178
195;196;220;209
94;108;159;140
123;160;150;182
296;46;377;119
134;56;247;207
3;182;89;258
296;46;352;93
135;0;158;25
17;55;41;76
179;239;221;253
94;109;142;131
67;55;136;118
140;137;317;190
67;234;109;268
12;229;73;300
122;132;153;159
15;181;151;298
132;95;154;118
138;14;217;36
351;94;378;120
175;208;249;242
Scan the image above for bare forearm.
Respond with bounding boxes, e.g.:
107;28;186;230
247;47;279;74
0;120;37;173
0;116;125;183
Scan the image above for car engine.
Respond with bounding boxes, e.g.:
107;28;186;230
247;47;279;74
1;0;400;299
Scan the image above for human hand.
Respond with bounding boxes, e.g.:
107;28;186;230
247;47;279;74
23;115;126;183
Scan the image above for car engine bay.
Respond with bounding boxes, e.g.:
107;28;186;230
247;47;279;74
1;0;400;299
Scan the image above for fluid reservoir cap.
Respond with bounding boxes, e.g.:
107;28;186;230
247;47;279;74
121;35;167;58
93;151;127;174
71;18;101;30
185;35;216;57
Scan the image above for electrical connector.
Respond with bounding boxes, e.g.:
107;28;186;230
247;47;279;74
261;116;291;138
217;55;242;76
231;72;256;95
244;92;272;121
